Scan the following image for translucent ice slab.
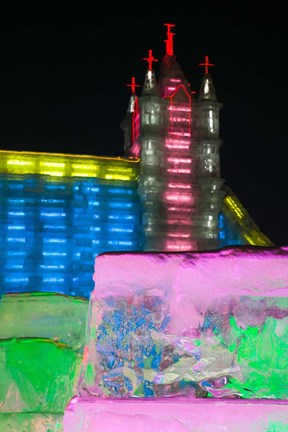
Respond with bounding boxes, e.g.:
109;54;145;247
0;292;88;352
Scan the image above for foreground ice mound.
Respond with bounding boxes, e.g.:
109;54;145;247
0;293;88;432
64;246;288;431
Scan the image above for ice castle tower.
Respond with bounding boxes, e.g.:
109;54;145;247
121;24;268;252
0;23;272;300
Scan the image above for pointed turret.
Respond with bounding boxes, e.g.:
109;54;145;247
198;72;218;101
121;77;141;158
198;56;218;101
158;23;193;100
138;49;166;134
141;50;160;96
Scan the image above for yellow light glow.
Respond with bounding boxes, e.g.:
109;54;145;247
223;191;274;247
40;171;64;177
71;172;95;177
7;159;34;166
71;164;97;170
40;162;65;167
104;174;130;181
0;150;140;181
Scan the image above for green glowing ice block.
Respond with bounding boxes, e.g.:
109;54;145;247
0;338;82;414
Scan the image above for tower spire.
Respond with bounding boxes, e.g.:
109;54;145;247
164;23;175;56
199;55;215;75
143;49;158;71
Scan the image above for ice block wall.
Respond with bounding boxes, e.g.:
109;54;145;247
0;151;140;298
79;246;288;400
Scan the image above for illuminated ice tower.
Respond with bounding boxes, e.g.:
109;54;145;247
194;55;225;250
122;23;225;251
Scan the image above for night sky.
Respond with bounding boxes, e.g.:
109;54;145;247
0;7;287;246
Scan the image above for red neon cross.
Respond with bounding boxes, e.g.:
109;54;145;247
126;76;140;95
164;23;175;56
143;49;158;71
199;55;215;74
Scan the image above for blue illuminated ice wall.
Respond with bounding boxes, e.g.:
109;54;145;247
0;155;141;298
0;174;272;298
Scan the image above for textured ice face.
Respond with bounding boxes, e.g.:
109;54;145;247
78;247;288;399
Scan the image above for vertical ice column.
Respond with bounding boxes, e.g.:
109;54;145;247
194;58;225;250
137;64;170;250
155;51;199;251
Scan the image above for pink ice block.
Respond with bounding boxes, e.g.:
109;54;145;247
78;246;288;399
63;396;288;432
65;246;288;430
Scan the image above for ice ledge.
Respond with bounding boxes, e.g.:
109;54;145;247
63;396;288;432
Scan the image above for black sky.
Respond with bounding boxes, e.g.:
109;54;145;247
0;7;287;246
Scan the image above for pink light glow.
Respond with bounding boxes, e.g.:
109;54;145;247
169;117;191;122
167;84;192;103
164;193;193;203
168;106;192;112
165;143;190;150
166;168;192;174
168;183;192;189
167;158;192;164
166;232;191;238
167;206;195;213
165;243;196;251
169;132;191;138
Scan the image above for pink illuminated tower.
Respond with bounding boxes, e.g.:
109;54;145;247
122;23;225;251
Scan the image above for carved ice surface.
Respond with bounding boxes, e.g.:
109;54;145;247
78;247;288;400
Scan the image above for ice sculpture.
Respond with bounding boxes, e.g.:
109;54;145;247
63;246;288;431
0;22;274;301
